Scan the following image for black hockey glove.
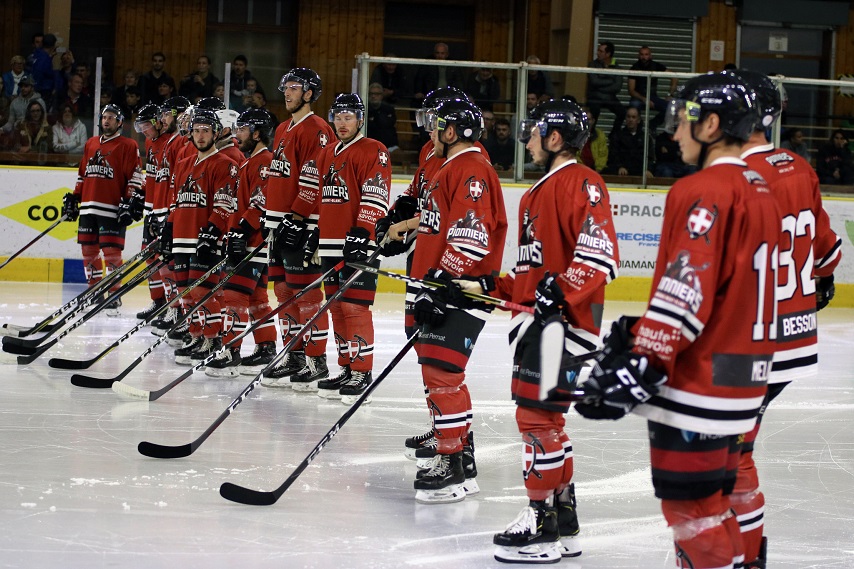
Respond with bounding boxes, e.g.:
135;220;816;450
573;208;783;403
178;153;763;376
375;215;409;257
302;227;319;266
343;226;372;263
225;227;248;265
413;287;448;327
574;354;666;420
62;193;80;222
195;223;222;267
596;316;640;369
156;221;173;257
534;272;565;327
391;196;420;223
816;274;835;311
128;190;146;221
275;215;310;252
424;268;467;307
116;197;135;227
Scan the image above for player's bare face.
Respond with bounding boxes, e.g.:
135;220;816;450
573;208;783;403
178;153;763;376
192;125;216;152
333;112;360;144
100;113;120;137
430;124;444;157
525;127;548;166
673;109;700;165
235;125;255;152
283;82;306;113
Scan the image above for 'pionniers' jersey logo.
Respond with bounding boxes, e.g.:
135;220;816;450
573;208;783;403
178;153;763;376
155;156;171;183
322;162;349;204
84;150;115;179
176;174;206;208
583;178;602;206
464;176;487;202
269;139;291;177
516;209;542;272
657;250;708;314
446;210;489;250
418;181;441;234
686;199;718;242
578;214;614;256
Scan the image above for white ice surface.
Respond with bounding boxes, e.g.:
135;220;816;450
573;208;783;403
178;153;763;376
0;284;852;568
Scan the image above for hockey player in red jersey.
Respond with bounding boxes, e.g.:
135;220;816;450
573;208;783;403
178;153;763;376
574;72;782;569
732;70;843;567
477;99;618;563
407;98;507;504
195;97;244;165
260;68;335;389
164;108;239;365
206;108;278;377
306;93;391;402
132;103;170;320
62;104;144;316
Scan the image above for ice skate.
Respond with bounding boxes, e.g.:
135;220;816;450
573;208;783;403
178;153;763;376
339;370;372;405
317;365;350;399
260;351;305;387
291;355;329;392
414;451;466;504
493;501;561;564
239;342;276;375
205;346;242;378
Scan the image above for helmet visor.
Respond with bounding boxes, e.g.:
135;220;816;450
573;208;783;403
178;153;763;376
134;119;156;134
518;119;545;143
664;99;701;134
328;108;363;123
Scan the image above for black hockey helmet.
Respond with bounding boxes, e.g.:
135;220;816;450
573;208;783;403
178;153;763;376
195;96;226;112
328;93;365;122
134;103;161;133
519;99;590;149
664;71;757;142
160;95;190;118
236;107;275;144
425;99;483;142
416;86;469;127
733;69;782;130
278;67;322;102
100;103;124;124
190;108;222;136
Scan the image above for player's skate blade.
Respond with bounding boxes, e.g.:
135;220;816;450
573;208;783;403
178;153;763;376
414;484;466;504
493;543;562;564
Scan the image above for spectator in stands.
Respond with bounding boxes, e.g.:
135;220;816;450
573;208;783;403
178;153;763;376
213;82;225;101
464;65;501;111
2;75;44;134
180;55;219;102
4;55;27;97
58;50;75;88
249;90;278;126
526;92;538;114
241;78;260;110
484;117;515;171
480;109;496;144
30;33;57;111
579;105;608;172
586;41;625;135
74;62;94;97
816;129;854;185
156;76;176;105
24;33;43;75
57;74;94;121
627;45;676;131
603;106;654;177
370;54;408;104
229;55;257;112
113;70;140;109
781;128;811;162
653;130;693;178
526;55;553;103
12;100;52;154
141;52;171;104
413;42;464;105
99;89;113;110
0;78;10;137
51;103;87;154
120;85;142;123
367;82;399;151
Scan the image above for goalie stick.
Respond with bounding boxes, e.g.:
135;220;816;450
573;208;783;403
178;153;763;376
345;262;535;314
12;259;166;365
112;260;345;401
219;330;421;506
137;250;382;459
68;241;266;388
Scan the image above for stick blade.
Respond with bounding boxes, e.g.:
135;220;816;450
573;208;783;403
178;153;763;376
48;356;95;370
138;441;194;459
70;374;116;388
3;343;37;356
219;482;279;506
0;324;27;337
16;347;47;365
2;336;41;350
111;381;151;400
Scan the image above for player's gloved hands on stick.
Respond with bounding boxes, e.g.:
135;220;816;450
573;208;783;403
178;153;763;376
343;226;372;263
62;193;80;222
276;215;309;252
156;221;173;257
225;227;247;265
574;354;666;420
534;272;565;326
195;223;221;267
597;316;640;368
413;287;448;327
116;197;135;227
816;274;835;311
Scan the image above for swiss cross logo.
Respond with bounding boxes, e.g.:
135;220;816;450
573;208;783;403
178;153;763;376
378;150;389;167
259;166;271;179
463;176;487;202
686;200;718;242
583;179;602;205
318;132;329;148
229;164;238;178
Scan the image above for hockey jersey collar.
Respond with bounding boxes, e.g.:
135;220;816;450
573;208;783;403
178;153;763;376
740;143;775;159
708;155;747;167
287;111;315;132
529;159;577;193
440;145;481;168
193;146;220;166
99;131;122;144
334;133;364;155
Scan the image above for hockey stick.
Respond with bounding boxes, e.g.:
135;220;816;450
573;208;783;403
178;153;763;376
69;241;267;388
219;329;421;505
0;215;68;272
1;243;157;338
346;262;535;314
137;250;382;459
13;259;166;365
112;260;345;401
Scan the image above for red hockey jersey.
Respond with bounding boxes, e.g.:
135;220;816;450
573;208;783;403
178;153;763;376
317;134;391;256
168;149;239;254
74;132;142;218
231;146;272;249
494;159;619;341
142;133;170;214
264;112;334;234
152;133;185;217
410;146;507;280
632;157;781;435
743;143;843;383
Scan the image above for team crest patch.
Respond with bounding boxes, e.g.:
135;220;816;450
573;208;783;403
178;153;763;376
766;152;794;168
464;176;487;202
378;150;389;167
258;165;271;179
583;178;602;206
318;131;329;148
742;169;766;185
686;200;717;242
229;164;238;178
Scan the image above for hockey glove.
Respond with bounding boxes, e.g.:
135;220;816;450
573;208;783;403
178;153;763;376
375;216;409;257
275;215;310;252
391;196;420;223
225;228;248;265
413;287;448;327
62;193;80;222
128;190;146;221
195;223;222;267
534;272;565;327
816;274;835;311
156;221;173;258
116;197;135;227
596;316;640;369
303;227;320;266
343;227;372;263
574;354;666;420
452;273;497;312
